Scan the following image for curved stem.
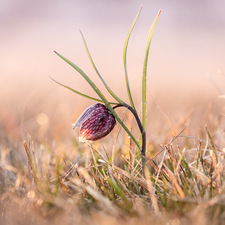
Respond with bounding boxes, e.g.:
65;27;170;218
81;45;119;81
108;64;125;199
113;103;146;161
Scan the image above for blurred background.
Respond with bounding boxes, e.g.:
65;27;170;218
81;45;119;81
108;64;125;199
1;0;225;150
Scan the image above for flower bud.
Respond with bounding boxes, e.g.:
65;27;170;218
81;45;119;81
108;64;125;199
72;103;116;142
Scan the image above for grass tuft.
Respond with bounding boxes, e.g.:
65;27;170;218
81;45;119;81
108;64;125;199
1;125;225;224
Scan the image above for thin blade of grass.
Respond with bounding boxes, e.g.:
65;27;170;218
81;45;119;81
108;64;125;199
85;186;116;214
53;156;61;196
54;51;141;151
147;169;165;206
142;10;161;129
206;125;218;163
196;141;208;176
23;140;39;189
164;164;185;199
49;76;116;104
144;167;159;213
80;31;124;105
123;6;143;110
107;176;132;209
178;148;192;179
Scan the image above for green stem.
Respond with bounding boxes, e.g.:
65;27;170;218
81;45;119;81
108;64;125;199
113;103;146;172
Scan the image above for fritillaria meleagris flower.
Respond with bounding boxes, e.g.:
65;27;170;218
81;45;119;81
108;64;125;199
72;103;116;142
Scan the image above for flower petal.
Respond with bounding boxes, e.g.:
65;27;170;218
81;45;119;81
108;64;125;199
72;103;107;129
87;114;116;141
79;113;116;142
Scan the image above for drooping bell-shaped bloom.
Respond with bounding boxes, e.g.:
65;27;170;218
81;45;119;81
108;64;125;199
72;103;116;142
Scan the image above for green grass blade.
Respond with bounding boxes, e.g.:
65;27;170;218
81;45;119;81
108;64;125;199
142;10;161;129
147;169;165;207
178;148;192;179
49;76;113;103
80;31;124;105
107;176;132;209
123;6;143;110
54;51;141;151
206;125;218;163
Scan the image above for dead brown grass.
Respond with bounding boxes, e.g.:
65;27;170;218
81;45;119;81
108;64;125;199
1;91;225;225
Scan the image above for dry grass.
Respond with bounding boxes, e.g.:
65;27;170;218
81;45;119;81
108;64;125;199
1;91;225;225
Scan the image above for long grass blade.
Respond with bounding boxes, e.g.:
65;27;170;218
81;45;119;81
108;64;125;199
142;10;161;129
49;76;116;103
54;51;141;151
206;125;218;163
80;31;124;105
107;176;132;209
178;148;192;179
123;6;143;110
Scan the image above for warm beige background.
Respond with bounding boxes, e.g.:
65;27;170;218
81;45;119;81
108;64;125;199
1;0;225;145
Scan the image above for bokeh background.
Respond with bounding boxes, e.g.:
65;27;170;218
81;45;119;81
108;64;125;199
1;0;225;149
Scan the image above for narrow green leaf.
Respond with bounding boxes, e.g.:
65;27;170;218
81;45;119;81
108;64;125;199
178;148;192;179
107;176;132;208
49;76;110;103
195;141;208;176
142;10;161;130
80;31;124;105
206;125;218;163
146;168;165;207
123;6;143;110
53;156;61;196
54;51;141;151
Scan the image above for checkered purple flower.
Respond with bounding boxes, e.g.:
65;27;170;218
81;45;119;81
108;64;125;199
72;103;116;142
